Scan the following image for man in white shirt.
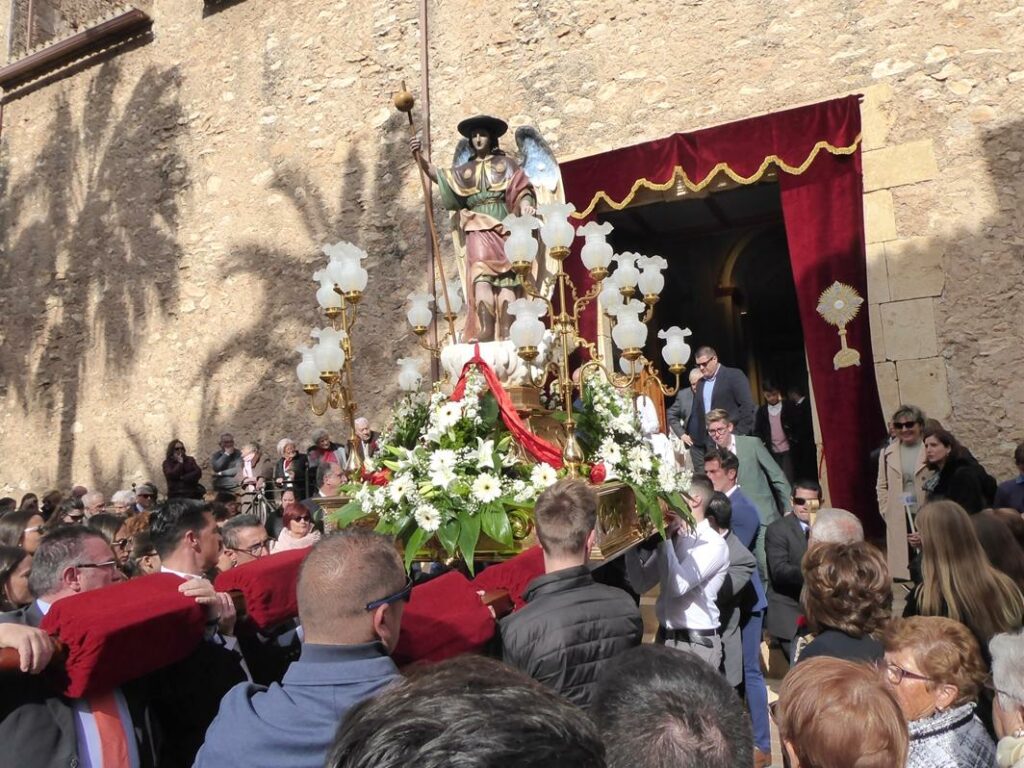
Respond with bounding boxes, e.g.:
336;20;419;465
625;475;729;668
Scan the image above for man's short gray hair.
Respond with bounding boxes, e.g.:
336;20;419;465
990;629;1024;708
110;489;136;506
354;417;369;428
810;508;864;545
28;527;107;597
221;514;266;550
82;491;105;508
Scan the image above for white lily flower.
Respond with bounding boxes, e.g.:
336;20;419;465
475;437;496;470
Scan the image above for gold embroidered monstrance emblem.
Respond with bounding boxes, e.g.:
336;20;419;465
816;281;864;370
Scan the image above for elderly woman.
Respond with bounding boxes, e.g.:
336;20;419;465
905;501;1024;655
882;616;996;767
991;629;1024;768
110;489;136;516
307;429;346;470
775;656;908;768
271;503;321;553
876;404;929;581
797;541;891;663
273;438;309;500
0;545;32;611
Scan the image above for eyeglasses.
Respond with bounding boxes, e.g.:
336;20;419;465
137;493;154;499
227;540;271;557
696;357;716;369
893;421;918;430
112;538;131;551
878;660;932;686
76;560;119;571
365;577;414;611
23;525;42;534
707;426;729;436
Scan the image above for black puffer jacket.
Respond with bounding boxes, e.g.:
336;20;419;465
499;565;643;708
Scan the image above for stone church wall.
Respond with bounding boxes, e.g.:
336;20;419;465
0;0;1021;494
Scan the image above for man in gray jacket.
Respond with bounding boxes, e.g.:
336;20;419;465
500;479;643;708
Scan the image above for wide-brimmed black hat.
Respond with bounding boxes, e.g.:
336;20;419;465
457;114;508;139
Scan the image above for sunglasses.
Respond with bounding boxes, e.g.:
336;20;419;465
893;421;918;430
792;498;812;506
365;577;414;611
696;358;716;368
137;493;154;498
112;538;131;550
292;516;311;523
23;525;42;534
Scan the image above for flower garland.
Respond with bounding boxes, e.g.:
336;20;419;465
332;367;692;570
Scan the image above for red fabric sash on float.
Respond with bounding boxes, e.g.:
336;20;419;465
214;547;309;630
449;346;564;469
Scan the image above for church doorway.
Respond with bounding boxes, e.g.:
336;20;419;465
598;178;810;404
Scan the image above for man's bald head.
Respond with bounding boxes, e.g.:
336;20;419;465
297;531;406;644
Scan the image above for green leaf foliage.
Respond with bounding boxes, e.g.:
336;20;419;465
481;504;514;547
458;511;482;575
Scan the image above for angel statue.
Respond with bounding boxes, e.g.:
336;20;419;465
410;115;561;344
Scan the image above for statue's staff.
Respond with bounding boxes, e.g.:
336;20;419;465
394;83;458;343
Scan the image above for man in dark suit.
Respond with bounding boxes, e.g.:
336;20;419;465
686;346;756;466
753;381;801;484
195;530;404;768
764;479;822;663
787;384;817;481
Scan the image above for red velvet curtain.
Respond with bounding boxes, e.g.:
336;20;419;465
560;97;884;529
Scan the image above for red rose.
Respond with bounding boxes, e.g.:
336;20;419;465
589;463;607;484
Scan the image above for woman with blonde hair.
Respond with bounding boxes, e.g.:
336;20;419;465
774;656;908;768
882;616;996;767
904;501;1024;653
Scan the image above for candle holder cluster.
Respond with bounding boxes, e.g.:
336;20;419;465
295;241;371;476
502;203;693;476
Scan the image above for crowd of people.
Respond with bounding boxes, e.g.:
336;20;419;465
1;349;1024;767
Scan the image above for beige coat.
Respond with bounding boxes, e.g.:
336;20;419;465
876;440;929;580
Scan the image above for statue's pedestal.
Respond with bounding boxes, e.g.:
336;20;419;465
439;336;554;389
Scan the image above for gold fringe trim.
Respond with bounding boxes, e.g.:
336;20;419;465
569;135;862;219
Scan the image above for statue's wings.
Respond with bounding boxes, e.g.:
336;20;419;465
515;126;560;192
452;138;473;168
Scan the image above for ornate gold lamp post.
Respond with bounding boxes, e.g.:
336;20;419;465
295;241;371;476
504;205;691;476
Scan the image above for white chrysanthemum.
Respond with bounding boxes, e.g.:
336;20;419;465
627;445;653;473
599;438;623;467
530;463;558;488
434;401;463;431
472;473;502;503
611;413;635;434
389;474;414;503
657;464;678;494
429;449;457;473
414;503;441;532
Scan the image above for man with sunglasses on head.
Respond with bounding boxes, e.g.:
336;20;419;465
194;530;407;768
764;479;822;664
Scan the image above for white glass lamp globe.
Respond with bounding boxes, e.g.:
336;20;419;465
537;202;577;250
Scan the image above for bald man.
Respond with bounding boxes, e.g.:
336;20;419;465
353;417;379;460
194;530;406;768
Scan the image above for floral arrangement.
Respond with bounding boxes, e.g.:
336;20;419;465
331;366;692;570
573;371;693;528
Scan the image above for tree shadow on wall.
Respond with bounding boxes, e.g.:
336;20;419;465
191;113;431;453
0;59;190;486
